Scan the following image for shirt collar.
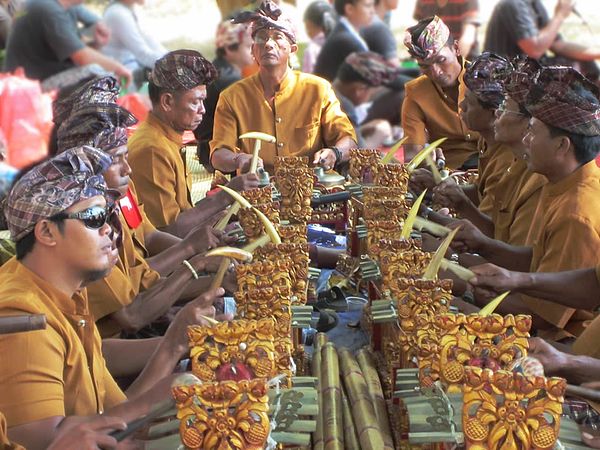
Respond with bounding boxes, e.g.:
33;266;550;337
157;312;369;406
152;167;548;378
11;259;89;316
545;159;600;198
339;17;369;51
146;112;183;146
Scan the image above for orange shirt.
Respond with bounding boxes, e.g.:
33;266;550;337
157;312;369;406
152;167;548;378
492;158;547;245
209;70;356;174
87;183;160;337
476;139;514;216
128;113;193;228
401;60;479;169
523;160;600;331
0;258;126;427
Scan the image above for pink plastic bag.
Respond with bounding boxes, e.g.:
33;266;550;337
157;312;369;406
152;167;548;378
117;93;150;136
0;69;54;169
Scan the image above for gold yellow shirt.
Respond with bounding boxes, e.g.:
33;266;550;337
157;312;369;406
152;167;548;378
523;160;600;330
87;214;161;338
0;258;126;427
401;61;479;169
476;139;515;216
209;70;356;174
128;113;193;228
492;158;547;245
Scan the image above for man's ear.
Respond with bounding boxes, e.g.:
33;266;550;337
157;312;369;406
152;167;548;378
290;43;298;54
159;91;175;112
33;220;60;248
453;40;461;57
555;135;572;159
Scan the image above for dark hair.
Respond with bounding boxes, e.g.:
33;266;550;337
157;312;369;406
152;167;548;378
148;81;182;106
334;0;358;17
15;217;65;260
547;125;600;164
336;62;370;85
304;1;336;35
216;43;241;58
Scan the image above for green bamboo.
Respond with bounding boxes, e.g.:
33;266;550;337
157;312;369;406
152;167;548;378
341;387;360;450
339;348;385;450
312;332;328;450
321;343;344;450
356;348;395;450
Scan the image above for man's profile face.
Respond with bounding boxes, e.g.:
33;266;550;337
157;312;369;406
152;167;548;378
522;117;561;174
252;29;297;68
345;0;376;28
103;145;131;196
459;90;495;133
494;96;530;145
168;85;207;132
54;195;118;283
417;43;462;87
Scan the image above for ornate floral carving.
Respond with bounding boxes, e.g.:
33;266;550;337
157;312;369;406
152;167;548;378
188;318;292;382
362;186;410;222
432;314;532;392
254;243;309;305
372;163;409;189
365;220;404;256
274;156;314;224
462;367;565;450
241;186;273;206
174;379;270;450
277;224;308;244
238;204;280;240
348;148;380;183
379;240;432;284
384;279;452;370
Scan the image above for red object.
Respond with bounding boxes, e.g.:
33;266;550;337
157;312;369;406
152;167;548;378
118;188;142;229
596;154;600;167
215;362;254;382
0;69;54;169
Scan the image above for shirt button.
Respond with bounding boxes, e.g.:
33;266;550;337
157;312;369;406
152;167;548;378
277;142;284;148
276;117;282;123
466;133;471;140
77;319;86;327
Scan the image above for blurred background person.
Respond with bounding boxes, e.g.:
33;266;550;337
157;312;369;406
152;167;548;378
413;0;480;60
302;0;335;73
102;0;167;89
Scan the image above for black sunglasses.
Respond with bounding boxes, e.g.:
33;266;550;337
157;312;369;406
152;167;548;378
53;205;117;230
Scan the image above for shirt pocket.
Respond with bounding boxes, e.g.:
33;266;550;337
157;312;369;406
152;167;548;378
294;121;320;149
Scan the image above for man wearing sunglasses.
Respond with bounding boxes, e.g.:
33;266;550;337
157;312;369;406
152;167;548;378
209;0;356;174
0;146;224;449
56;81;235;339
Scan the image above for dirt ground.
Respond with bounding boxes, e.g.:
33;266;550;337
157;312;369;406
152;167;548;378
90;0;600;60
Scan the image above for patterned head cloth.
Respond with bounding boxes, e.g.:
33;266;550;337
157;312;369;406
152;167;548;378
233;0;297;44
340;52;401;86
463;52;511;109
216;20;249;49
502;56;543;107
524;66;600;136
404;16;450;60
57;103;137;153
149;50;218;91
53;76;120;124
5;146;112;241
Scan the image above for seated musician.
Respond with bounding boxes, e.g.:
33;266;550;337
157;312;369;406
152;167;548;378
209;0;357;175
0;147;221;449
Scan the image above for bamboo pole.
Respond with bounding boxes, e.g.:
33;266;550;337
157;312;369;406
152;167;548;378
339;348;385;450
356;348;395;450
312;333;328;450
341;387;360;450
321;343;344;450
